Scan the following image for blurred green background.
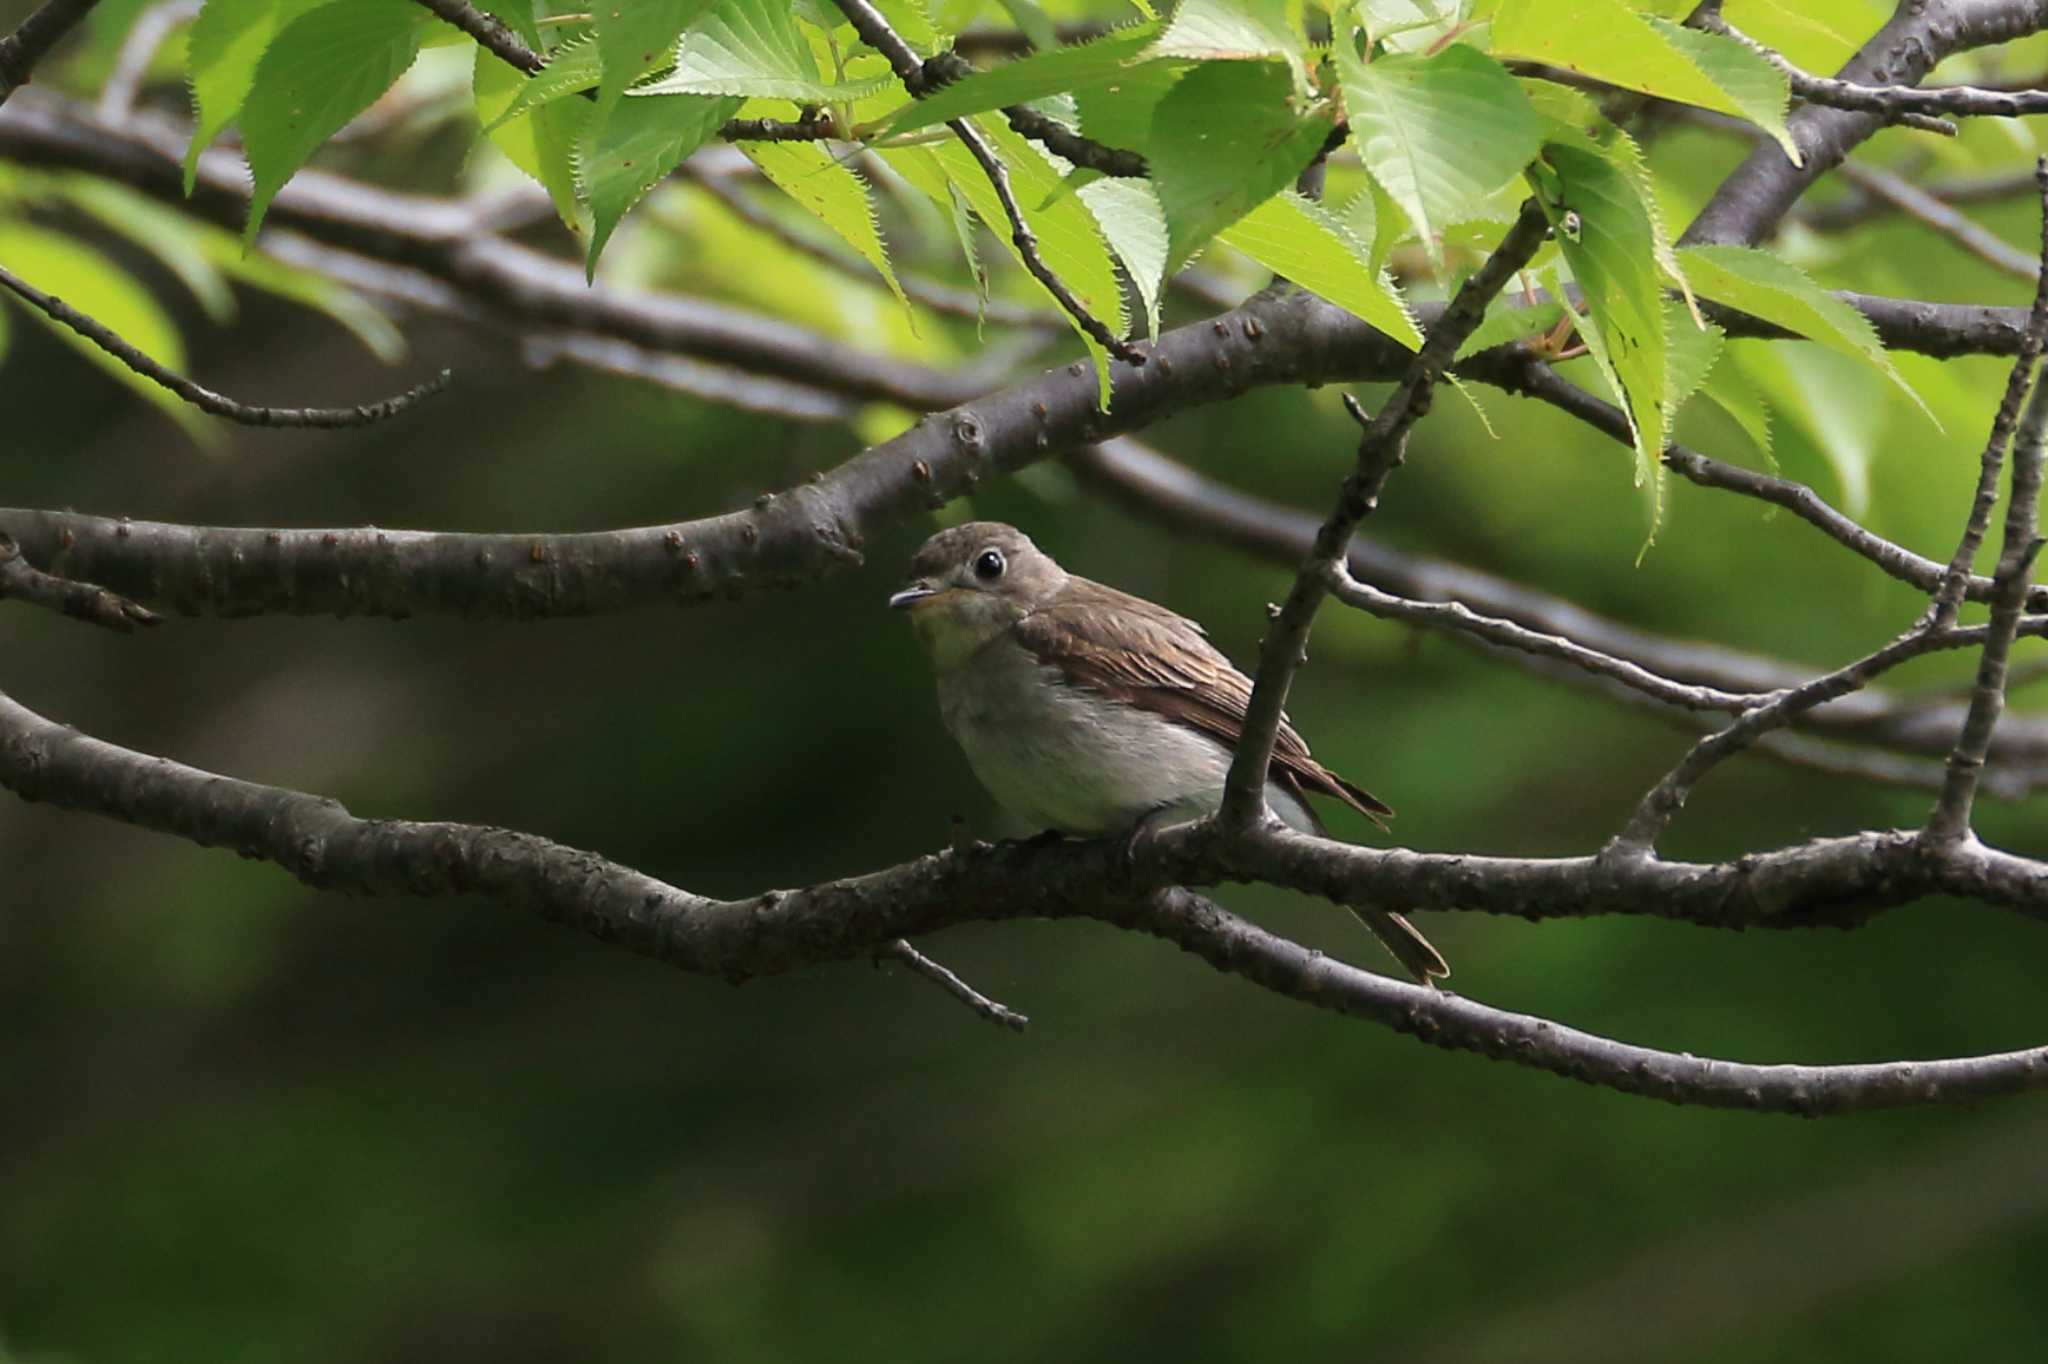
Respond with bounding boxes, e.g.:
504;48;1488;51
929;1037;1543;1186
7;1;2048;1361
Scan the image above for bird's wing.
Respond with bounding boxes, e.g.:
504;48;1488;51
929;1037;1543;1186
1014;577;1393;826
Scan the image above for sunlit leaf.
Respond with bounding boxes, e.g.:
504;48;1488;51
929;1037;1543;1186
1535;138;1671;527
634;0;890;101
1217;191;1421;348
241;0;431;244
1490;0;1796;161
579;92;742;274
182;0;329;193
743;141;911;320
882;23;1159;135
1337;41;1542;273
1677;243;1932;423
594;0;711;113
1147;61;1336;271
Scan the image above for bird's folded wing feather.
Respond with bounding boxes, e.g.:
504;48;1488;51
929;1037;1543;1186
1014;578;1393;825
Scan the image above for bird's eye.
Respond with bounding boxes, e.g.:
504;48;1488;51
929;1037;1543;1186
973;548;1006;581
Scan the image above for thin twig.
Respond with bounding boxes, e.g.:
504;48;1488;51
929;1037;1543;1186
1927;374;2048;840
0;0;100;108
1927;158;2048;626
1693;9;2048;134
1837;157;2041;282
96;0;197;123
1325;566;1774;713
1612;623;1981;851
882;939;1029;1031
830;0;1143;363
1219;199;1552;826
0;261;450;428
1799;167;2041;234
1491;354;2048;614
0;534;158;632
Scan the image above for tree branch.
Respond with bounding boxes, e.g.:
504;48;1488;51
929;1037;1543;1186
882;940;1029;1032
1833;158;2040;281
1068;438;2048;784
1684;0;2048;247
1221;200;1553;825
831;0;1142;363
1927;159;2048;626
0;533;157;631
0;0;99;107
0;261;451;428
1928;373;2048;838
1697;7;2048;125
9;682;2048;1115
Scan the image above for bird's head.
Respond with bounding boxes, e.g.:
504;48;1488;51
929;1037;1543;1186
889;521;1068;667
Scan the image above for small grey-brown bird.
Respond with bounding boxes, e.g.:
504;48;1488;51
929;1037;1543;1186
889;521;1447;984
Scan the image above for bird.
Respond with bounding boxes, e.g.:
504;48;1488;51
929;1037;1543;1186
889;520;1447;984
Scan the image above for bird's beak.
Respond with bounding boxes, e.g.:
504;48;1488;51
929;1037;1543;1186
888;582;938;610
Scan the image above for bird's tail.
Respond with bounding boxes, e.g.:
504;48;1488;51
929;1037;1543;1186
1349;905;1449;986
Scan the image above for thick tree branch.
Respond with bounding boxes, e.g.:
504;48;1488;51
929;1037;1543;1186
9;683;2048;1115
1222;201;1554;826
1684;0;2048;247
0;0;98;107
0;261;451;427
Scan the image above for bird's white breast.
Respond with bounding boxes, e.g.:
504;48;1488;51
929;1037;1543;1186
934;637;1313;836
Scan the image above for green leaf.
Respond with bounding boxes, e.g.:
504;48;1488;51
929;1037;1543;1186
1148;0;1305;84
476;49;591;231
182;0;329;194
882;119;1127;403
595;0;711;114
1147;61;1336;271
1538;139;1671;520
883;22;1159;135
1490;0;1797;161
0;222;209;442
1732;341;1882;515
1073;55;1185;151
1642;17;1797;163
1218;191;1421;348
579;92;742;274
742;141;910;319
1675;243;1932;422
481;33;603;131
1697;342;1775;473
241;0;430;244
634;0;890;101
1454;297;1564;359
1664;298;1723;414
1338;41;1542;273
1078;177;1168;340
